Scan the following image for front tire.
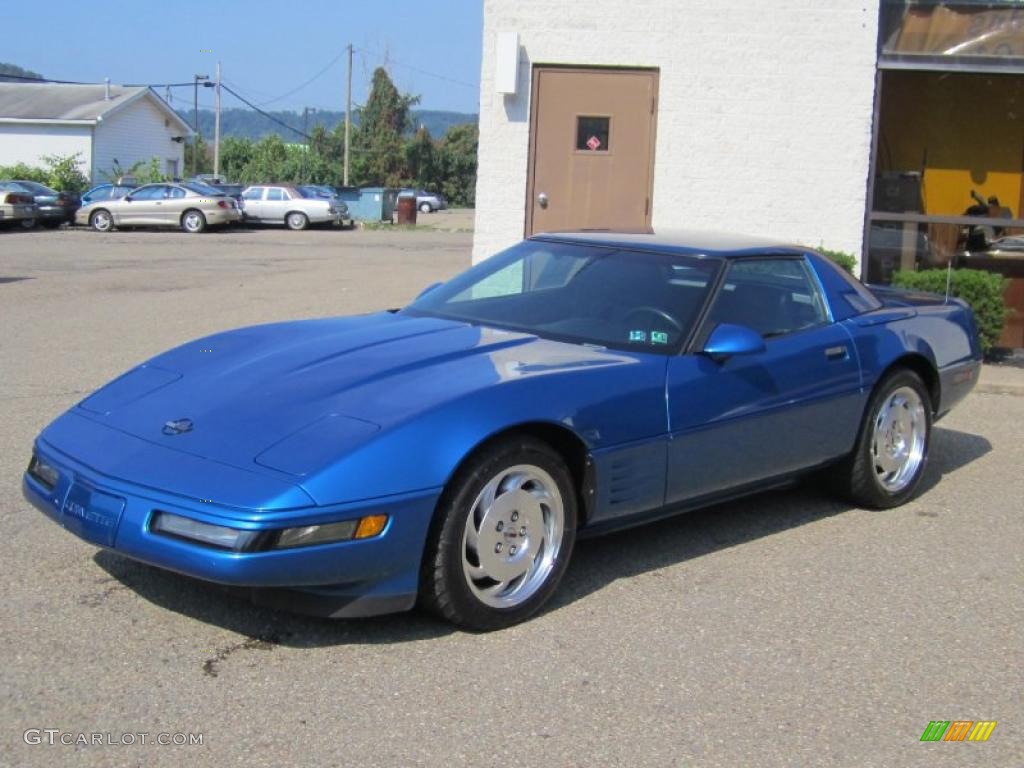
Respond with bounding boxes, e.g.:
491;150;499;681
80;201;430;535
181;209;207;233
286;212;309;230
420;436;577;630
90;209;113;232
835;369;932;509
419;202;432;214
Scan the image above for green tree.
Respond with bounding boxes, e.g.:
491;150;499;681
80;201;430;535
0;62;43;82
404;126;438;188
219;136;256;182
184;135;213;177
353;67;420;186
436;123;478;206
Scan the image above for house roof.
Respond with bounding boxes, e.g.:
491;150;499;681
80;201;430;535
0;83;192;134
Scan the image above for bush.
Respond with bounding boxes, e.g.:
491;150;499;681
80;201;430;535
891;268;1008;354
816;246;858;275
0;153;88;192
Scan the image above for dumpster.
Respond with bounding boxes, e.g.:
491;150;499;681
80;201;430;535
396;193;418;226
335;187;399;222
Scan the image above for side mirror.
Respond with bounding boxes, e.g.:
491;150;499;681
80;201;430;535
702;323;766;362
123;196;133;203
415;282;442;300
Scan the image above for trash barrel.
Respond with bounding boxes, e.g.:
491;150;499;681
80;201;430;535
396;194;418;226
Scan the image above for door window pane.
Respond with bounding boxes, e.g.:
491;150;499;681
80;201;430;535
707;259;828;338
242;187;263;201
576;116;610;151
266;188;284;201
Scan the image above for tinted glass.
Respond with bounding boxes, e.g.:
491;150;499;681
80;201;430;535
181;182;223;196
406;241;721;352
169;187;186;199
706;258;829;338
129;186;165;201
13;180;56;195
83;186;111;203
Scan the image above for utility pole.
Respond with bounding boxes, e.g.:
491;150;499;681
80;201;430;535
192;74;209;177
344;43;353;187
213;61;222;179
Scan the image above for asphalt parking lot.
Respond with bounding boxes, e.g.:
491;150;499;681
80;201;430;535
1;223;1021;767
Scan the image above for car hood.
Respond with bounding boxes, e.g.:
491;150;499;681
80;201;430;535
73;311;633;479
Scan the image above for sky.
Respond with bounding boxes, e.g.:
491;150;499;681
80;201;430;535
4;0;483;115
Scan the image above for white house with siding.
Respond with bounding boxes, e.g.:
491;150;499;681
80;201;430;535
0;82;192;182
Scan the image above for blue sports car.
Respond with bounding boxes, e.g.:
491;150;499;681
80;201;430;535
24;232;982;629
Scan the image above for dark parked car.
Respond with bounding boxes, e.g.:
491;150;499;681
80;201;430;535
80;183;138;206
0;180;80;228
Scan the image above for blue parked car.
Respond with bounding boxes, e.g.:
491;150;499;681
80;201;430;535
80;183;137;206
23;231;982;629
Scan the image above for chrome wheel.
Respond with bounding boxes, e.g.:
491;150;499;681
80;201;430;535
461;464;565;609
182;211;205;233
870;386;926;492
286;212;308;230
90;210;112;232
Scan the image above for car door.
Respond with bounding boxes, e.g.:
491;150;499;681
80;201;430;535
164;186;188;226
242;187;265;220
264;187;289;223
117;185;163;225
664;256;863;504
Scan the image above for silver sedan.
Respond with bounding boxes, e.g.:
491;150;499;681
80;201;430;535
240;185;350;230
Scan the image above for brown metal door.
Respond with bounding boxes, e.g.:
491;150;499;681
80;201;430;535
526;67;659;236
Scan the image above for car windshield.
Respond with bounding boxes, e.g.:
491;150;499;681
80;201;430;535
405;240;722;353
182;182;224;196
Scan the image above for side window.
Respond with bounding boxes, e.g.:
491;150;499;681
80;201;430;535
169;187;186;199
707;258;829;338
243;187;263;201
266;188;284;202
130;186;161;201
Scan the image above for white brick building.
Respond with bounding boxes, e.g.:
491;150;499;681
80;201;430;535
0;83;192;183
473;0;880;265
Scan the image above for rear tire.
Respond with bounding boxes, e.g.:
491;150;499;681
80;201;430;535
833;369;932;509
420;436;577;630
286;212;308;231
419;202;432;214
181;209;206;233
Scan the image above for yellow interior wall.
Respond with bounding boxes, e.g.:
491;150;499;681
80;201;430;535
877;71;1024;217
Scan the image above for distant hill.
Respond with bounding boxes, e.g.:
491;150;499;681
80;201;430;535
0;62;43;82
177;107;477;141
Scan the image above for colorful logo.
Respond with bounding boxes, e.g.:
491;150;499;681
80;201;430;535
920;720;997;742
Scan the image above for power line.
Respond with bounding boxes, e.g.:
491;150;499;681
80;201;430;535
356;44;478;90
254;49;349;107
219;83;310;139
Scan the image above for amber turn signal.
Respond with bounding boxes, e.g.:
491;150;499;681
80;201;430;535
354;514;388;539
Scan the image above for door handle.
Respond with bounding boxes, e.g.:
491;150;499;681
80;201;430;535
537;192;549;209
825;345;848;361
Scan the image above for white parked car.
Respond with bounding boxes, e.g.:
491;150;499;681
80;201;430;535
240;185;351;230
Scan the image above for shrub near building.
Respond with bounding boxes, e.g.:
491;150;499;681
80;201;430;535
892;268;1008;354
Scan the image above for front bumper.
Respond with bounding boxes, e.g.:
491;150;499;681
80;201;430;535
23;441;441;617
